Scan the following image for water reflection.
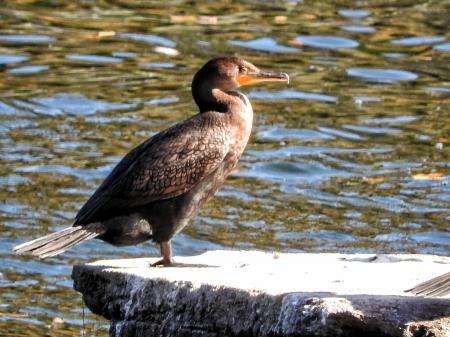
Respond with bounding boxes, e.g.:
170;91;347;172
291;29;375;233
7;65;49;75
32;93;136;116
118;33;176;47
257;127;334;141
112;51;139;59
66;54;124;63
0;34;55;44
239;160;353;184
433;43;450;52
338;9;371;18
229;37;299;53
425;87;450;94
360;116;419;124
391;36;446;46
342;124;401;135
341;25;376;33
0;54;28;64
248;90;337;103
346;68;418;82
293;36;359;49
139;62;176;69
1;0;450;336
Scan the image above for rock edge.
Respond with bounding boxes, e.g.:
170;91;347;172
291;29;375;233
72;251;450;337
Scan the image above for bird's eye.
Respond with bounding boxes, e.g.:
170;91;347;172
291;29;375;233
239;66;247;73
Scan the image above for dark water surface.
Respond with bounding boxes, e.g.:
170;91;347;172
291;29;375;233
1;0;450;335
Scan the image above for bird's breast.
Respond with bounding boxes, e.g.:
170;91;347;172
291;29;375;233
227;93;253;152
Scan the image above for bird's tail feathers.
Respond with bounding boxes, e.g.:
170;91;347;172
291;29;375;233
406;272;450;297
13;223;104;258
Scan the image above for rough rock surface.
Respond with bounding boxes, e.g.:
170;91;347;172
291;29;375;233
72;251;450;337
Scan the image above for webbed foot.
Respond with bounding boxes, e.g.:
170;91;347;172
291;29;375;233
151;240;175;267
151;257;175;267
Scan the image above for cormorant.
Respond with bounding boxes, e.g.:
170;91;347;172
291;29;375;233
13;57;289;266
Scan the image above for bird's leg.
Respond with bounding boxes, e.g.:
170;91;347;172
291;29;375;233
152;241;174;267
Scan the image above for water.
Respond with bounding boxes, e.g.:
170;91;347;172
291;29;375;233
1;0;449;335
293;36;359;49
346;68;418;82
0;54;28;65
229;37;299;53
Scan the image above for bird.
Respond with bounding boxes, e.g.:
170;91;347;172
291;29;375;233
13;57;289;266
406;272;450;297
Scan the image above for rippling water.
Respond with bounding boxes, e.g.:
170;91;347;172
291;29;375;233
1;0;450;335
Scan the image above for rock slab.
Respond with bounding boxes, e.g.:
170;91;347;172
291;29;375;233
72;251;450;337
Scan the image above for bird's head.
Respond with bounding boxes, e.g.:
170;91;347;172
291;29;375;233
192;57;289;112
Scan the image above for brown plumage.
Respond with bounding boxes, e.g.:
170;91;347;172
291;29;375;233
13;57;289;265
75;115;230;225
406;272;450;297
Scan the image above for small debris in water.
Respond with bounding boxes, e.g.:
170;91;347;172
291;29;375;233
274;16;288;24
198;16;218;25
153;46;180;56
412;173;444;180
170;15;197;23
435;142;443;150
98;31;116;38
51;316;65;328
170;15;217;24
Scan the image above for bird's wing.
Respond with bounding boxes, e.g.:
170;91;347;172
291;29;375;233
75;113;229;225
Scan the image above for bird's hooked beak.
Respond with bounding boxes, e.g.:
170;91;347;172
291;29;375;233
236;71;290;87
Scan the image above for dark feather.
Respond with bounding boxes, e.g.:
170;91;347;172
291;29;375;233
75;111;230;225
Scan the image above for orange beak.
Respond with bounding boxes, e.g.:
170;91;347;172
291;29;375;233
236;71;289;87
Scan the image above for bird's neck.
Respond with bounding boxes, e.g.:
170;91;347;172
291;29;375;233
192;82;253;143
193;81;241;113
